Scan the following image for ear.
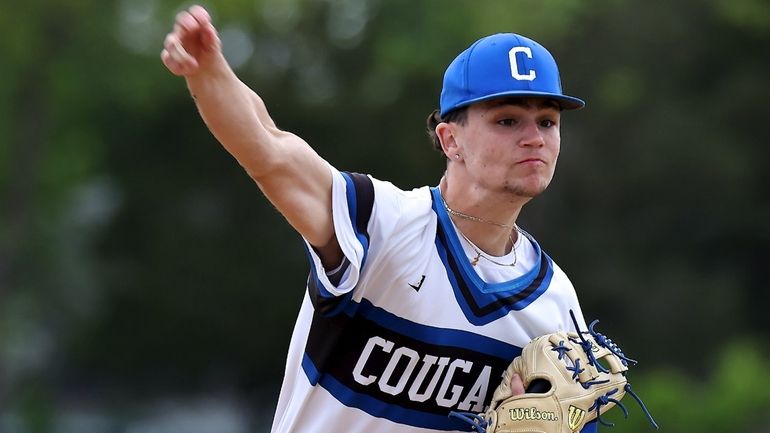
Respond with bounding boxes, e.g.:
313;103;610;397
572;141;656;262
436;122;461;160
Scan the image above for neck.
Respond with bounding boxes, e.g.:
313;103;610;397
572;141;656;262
439;177;523;256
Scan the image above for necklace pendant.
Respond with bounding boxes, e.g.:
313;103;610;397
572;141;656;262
471;254;480;266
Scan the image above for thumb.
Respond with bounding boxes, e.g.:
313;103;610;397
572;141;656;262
490;360;523;407
509;373;525;396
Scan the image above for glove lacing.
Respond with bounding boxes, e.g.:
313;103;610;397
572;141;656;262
448;411;488;433
569;310;659;430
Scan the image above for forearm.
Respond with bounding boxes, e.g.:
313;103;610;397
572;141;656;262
161;5;338;260
185;55;282;178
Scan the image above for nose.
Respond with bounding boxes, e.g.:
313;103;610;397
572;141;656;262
518;121;545;147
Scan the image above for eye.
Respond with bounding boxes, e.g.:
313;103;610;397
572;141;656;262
497;119;516;126
540;119;557;128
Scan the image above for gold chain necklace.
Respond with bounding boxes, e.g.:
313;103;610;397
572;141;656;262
442;196;520;267
443;202;516;230
456;227;519;267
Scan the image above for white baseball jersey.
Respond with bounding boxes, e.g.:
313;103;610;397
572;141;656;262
270;167;595;433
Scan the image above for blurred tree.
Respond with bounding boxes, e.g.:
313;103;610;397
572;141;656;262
0;0;122;416
0;0;768;430
530;0;770;368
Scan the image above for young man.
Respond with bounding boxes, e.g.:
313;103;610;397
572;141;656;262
162;5;593;433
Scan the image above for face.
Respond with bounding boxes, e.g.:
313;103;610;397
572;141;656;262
444;97;562;199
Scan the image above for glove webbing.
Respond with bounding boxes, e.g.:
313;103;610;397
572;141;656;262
568;310;659;430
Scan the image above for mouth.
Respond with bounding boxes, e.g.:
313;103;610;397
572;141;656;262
517;158;546;165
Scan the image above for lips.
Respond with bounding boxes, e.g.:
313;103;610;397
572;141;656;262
517;158;546;165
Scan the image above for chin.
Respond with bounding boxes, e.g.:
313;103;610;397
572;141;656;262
504;177;552;198
503;185;545;199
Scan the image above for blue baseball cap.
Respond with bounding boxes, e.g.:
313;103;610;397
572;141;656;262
439;33;585;117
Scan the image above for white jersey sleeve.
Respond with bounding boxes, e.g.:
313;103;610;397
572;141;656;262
302;166;424;312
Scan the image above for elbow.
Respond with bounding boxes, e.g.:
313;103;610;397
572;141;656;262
241;133;296;182
243;150;288;182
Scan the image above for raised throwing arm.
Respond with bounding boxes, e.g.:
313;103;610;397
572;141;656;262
161;5;342;268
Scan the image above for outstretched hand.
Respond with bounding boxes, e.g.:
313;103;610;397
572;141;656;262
161;5;222;77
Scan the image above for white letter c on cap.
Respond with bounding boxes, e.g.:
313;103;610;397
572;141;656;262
508;47;536;81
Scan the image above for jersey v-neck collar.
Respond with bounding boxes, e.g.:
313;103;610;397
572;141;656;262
430;187;554;324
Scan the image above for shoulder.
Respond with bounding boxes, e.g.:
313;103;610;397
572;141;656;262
339;171;434;224
330;169;437;248
373;178;435;234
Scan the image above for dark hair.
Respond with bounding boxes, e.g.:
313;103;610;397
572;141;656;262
425;107;468;158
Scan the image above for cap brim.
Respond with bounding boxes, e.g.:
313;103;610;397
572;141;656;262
446;90;585;115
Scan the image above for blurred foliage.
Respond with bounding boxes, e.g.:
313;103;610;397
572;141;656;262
604;340;770;433
0;0;768;431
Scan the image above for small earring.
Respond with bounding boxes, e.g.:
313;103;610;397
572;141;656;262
454;154;461;159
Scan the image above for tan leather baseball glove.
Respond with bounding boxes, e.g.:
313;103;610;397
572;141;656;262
450;312;658;433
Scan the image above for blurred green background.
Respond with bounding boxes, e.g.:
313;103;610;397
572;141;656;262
1;0;769;431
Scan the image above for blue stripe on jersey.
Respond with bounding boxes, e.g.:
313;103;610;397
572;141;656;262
430;187;554;325
302;351;322;385
341;172;374;266
300;356;474;431
305;243;354;317
436;239;553;324
305;173;375;317
341;299;520;360
431;187;545;293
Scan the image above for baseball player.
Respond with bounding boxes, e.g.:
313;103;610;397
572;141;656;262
162;5;597;433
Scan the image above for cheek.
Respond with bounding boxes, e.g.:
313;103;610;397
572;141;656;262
476;148;509;169
550;135;561;158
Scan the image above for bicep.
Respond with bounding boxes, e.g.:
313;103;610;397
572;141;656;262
241;89;340;266
252;132;337;253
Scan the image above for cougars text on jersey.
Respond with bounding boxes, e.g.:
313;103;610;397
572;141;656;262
302;299;521;431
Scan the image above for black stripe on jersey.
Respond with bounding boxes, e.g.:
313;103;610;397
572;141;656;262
303;299;519;430
305;172;375;317
430;187;554;325
344;172;375;249
307;268;354;317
